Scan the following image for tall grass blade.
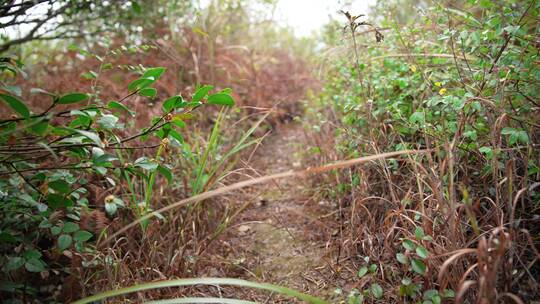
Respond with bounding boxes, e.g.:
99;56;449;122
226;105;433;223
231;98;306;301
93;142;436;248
72;278;329;304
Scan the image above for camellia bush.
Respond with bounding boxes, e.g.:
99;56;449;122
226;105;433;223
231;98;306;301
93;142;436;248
0;49;235;300
308;0;539;302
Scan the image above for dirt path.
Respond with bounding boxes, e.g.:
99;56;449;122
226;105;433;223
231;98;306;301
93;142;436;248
218;123;339;301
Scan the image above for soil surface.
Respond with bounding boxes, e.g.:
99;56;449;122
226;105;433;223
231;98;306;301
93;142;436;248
213;123;343;302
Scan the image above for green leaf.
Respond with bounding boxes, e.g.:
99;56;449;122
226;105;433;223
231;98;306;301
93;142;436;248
357;266;368;278
4;257;25;271
0;93;29;118
414;227;425;240
134;157;158;171
501;127;515;135
63;222;79;233
516;131;529;144
108;101;134;116
169;129;184;143
157;165;173;184
446;8;481;26
423;289;438;300
105;202;118;216
30;119;49;136
48;180;70;194
479;146;493;159
128;77;155;92
131;1;142;14
51;226;62;236
0;232;17;243
58;234;72;250
370;283;383;299
171;117;185;128
139;87;157;99
411;259;426;275
442;289;455;298
207;93;235;106
402;239;416;251
163;95;181;112
82;71;97;79
192;85;214;102
46;193;73;209
93;153;118;165
396;253;408;264
23;249;42;260
142;67;166;80
97;114;119;130
25;258;46;272
74;230;93;242
409;111;425;125
416;246;429;259
57;93;88;104
68;128;103;147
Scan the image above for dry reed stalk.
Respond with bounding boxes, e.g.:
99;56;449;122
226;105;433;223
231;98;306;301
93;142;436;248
100;149;432;246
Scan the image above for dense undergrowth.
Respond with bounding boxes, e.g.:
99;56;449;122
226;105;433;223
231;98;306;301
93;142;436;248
0;1;314;302
1;0;539;303
304;0;540;302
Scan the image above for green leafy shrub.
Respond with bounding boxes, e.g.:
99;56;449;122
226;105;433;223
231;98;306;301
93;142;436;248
308;0;539;302
0;49;235;300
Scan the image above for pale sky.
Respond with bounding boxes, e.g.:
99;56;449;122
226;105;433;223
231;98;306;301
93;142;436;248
274;0;376;36
2;0;378;41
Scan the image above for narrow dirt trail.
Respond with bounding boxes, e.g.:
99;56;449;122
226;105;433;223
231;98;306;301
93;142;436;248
218;122;340;301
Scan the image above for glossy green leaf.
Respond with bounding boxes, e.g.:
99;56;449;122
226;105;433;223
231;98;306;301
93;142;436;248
402;239;416;251
142;67;166;80
131;1;142;14
396;253;408;264
23;249;41;260
25;258;46;272
74;230;93;242
0;93;29;118
57;93;89;104
108;101;134;116
63;222;79;233
411;259;426;275
46;194;73;209
192;85;213;102
30;119;49;136
58;234;72;250
207;93;235;106
51;226;62;236
97;114;119;129
5;257;25;271
416;246;429;259
370;283;383;299
414;227;425;240
163;95;181;112
0;232;17;243
157;165;173;184
139;87;157;99
105;202;118;216
68;128;103;147
134;157;158;171
357;266;368;278
128;77;155;92
48;180;70;194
